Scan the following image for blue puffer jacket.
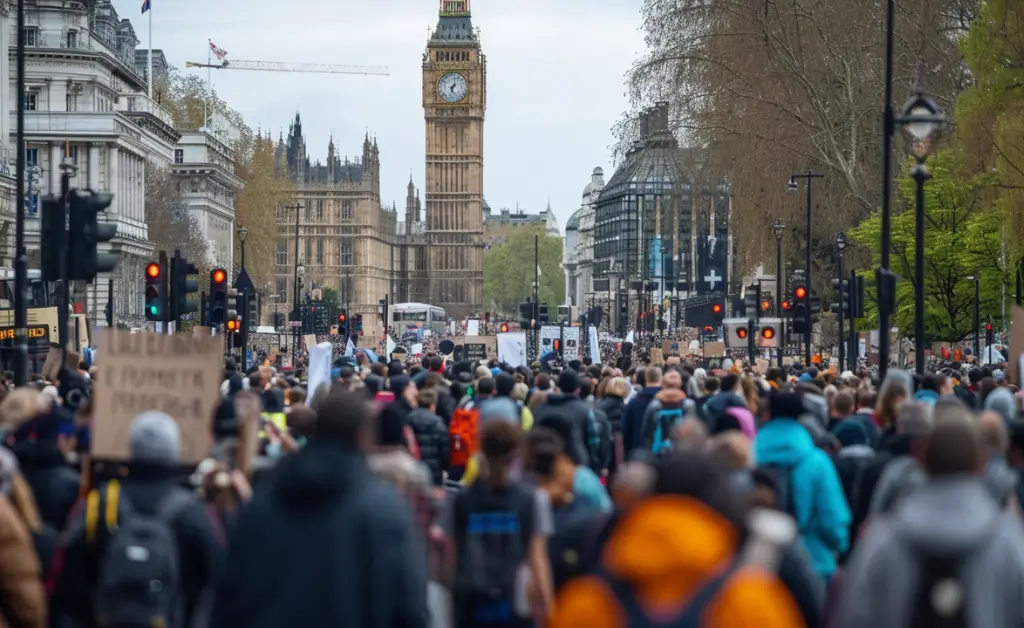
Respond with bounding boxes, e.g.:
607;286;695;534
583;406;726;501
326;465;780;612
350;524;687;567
754;418;851;578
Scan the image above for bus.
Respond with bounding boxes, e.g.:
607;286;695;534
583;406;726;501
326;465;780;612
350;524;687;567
391;302;447;336
0;269;90;373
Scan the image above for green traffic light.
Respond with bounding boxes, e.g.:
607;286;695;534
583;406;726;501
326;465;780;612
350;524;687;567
148;305;159;316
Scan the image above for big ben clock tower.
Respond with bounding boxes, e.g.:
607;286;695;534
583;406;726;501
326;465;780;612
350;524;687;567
423;0;486;319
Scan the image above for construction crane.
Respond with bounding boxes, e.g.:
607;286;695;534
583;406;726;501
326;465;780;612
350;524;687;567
185;59;389;76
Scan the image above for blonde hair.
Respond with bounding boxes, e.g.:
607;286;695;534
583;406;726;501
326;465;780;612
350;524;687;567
511;382;529;403
604;377;632;399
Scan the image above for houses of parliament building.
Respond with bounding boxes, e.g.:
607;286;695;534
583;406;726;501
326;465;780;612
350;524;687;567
273;0;485;323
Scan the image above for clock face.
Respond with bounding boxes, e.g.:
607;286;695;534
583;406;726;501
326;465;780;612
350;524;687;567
438;72;468;103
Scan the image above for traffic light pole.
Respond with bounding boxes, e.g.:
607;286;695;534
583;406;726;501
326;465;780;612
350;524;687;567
13;0;27;385
838;256;845;373
56;163;73;352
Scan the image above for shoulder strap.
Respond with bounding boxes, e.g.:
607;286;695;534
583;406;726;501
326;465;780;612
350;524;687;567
599;560;740;627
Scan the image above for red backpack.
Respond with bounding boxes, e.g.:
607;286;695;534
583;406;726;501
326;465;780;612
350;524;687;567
448;402;480;468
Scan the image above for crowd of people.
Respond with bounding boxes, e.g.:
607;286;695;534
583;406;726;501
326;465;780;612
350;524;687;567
0;348;1021;627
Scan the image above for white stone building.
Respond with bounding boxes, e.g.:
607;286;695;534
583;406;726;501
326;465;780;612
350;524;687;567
3;0;182;327
171;131;244;273
563;166;604;308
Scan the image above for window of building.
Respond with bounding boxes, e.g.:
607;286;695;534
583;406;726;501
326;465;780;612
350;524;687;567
316;200;323;221
339;237;353;266
68;145;79;165
275;277;288;302
66;93;78;112
304;238;311;263
25;148;38;167
21;29;36;47
174;149;184;164
316;239;323;264
23;92;37;111
275;238;289;266
66;30;77;48
341;200;353;220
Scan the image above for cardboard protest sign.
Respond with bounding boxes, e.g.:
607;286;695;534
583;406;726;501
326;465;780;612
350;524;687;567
90;330;223;464
650;348;664;364
703;342;726;357
453;335;497;362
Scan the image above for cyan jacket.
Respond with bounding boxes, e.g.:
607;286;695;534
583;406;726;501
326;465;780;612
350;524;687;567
754;418;851;577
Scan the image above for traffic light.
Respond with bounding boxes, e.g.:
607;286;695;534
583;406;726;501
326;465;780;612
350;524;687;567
736;327;748;340
744;290;758;318
144;255;167;322
519;302;532;328
68;189;118;282
225;317;240;333
355;313;364;334
40;194;64;282
761;299;771;312
712;301;725;322
986;320;994;346
702;325;715;337
500;322;509;333
209;268;228;325
831;278;853;319
553;338;562;354
723;318;753;349
781;299;791;313
170;250;199;321
538;303;549;324
338;309;348;337
758;317;782;348
791;284;810;335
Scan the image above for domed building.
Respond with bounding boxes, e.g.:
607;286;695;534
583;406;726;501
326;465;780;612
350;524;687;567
592;102;732;334
564;167;605;308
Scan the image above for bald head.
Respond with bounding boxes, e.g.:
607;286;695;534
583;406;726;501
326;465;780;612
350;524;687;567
977;410;1009;456
662;370;682;390
671;417;708;451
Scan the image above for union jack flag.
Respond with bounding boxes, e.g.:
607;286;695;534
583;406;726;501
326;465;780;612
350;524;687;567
141;0;150;13
209;39;228;61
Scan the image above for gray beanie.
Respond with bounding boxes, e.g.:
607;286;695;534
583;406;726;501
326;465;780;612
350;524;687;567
129;411;181;465
984;388;1018;424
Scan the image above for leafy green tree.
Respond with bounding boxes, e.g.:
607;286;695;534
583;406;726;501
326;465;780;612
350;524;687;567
848;149;1005;342
484;227;565;316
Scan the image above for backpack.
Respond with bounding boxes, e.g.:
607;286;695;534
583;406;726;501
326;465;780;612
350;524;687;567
452;481;535;624
651;407;685;455
755;462;798;518
602;560;741;626
585;410;613;472
86;480;192;628
907;548;969;628
449;402;481;468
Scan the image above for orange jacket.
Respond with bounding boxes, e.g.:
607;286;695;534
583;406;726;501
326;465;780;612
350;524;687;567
548;495;805;628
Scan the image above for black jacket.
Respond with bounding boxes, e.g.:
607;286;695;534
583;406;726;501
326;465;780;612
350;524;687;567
596;396;626;435
11;442;81;531
50;464;225;628
406;408;449;484
534;394;594;466
209;440;427;628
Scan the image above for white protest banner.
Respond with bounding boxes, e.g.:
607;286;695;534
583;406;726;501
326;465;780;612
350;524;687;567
497;332;528;368
90;330;223;463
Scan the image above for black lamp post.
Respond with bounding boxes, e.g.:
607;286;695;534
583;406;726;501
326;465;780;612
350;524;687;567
773;220;785;367
236;226;249;369
836;232;848;373
897;66;945;375
788;171;824;366
237;226;248;273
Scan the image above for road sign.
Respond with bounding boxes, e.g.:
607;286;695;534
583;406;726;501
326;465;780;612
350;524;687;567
288;321;302;328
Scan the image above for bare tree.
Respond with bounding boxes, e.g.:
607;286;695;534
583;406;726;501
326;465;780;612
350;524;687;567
619;0;975;283
144;164;209;272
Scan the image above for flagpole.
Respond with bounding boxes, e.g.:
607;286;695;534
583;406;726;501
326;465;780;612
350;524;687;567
147;0;153;99
204;45;210;128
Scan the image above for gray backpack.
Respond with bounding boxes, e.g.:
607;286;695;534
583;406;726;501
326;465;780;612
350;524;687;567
93;488;191;628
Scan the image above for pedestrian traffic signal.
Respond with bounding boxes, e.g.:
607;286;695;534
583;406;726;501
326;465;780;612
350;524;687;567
226;317;240;332
500;322;509;333
170;250;199;321
761;299;771;312
40;194;64;283
757;318;782;348
519;302;532;329
986;320;994;346
68;190;119;282
209;268;228;325
553;338;561;354
723;318;753;349
736;327;748;340
144;257;166;322
355;313;363;334
538;303;549;324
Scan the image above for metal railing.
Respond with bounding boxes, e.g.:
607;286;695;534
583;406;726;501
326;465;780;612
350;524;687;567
117;93;174;128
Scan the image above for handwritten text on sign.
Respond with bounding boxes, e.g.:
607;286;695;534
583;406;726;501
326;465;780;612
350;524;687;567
90;330;223;463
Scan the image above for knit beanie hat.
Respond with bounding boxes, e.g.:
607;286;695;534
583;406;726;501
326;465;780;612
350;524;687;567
129;411;181;465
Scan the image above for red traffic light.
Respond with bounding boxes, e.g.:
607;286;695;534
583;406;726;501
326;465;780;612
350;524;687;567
338;314;346;323
737;328;748;339
781;299;791;310
712;303;723;314
794;286;808;300
761;300;770;310
212;269;226;284
761;327;776;340
146;263;161;278
553;339;561;351
986;323;993;331
225;319;239;332
500;322;509;333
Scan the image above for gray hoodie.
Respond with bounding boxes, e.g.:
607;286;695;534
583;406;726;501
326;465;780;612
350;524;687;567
868;456;927;517
835;478;1024;628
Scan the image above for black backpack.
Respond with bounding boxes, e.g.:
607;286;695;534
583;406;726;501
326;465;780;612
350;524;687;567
452;481;535;623
87;482;192;628
908;549;969;628
755;462;798;519
602;560;741;626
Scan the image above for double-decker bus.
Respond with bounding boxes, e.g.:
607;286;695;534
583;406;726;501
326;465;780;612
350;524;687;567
390;302;447;336
0;268;90;372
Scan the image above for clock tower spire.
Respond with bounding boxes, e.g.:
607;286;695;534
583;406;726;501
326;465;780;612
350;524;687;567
422;0;486;319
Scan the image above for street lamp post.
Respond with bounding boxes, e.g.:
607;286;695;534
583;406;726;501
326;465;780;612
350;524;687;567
236;226;249;370
788;172;824;366
897;66;945;376
773;220;786;368
237;226;248;273
967;275;980;361
836;232;848;373
292;261;305;364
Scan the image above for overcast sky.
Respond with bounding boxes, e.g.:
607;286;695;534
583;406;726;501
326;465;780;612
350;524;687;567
119;0;644;233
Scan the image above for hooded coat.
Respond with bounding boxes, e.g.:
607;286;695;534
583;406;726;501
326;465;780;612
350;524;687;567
834;477;1024;628
753;419;851;577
